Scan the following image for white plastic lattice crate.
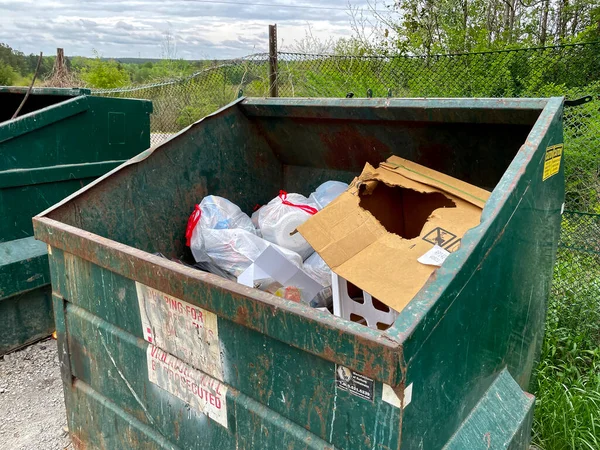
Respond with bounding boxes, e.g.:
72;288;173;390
331;272;399;330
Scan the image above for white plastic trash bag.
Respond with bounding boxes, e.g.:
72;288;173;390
255;191;318;260
193;227;303;277
186;196;302;277
303;252;332;287
309;181;348;210
197;195;257;235
303;252;333;308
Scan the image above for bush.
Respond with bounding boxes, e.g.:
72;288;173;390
81;56;129;89
0;60;17;85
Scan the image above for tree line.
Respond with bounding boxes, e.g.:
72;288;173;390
0;43;213;88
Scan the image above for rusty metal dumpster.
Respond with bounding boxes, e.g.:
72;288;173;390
33;97;564;449
0;87;152;354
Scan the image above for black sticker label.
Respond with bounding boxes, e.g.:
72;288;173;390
422;227;457;247
336;365;374;401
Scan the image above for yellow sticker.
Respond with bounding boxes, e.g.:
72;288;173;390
543;144;563;181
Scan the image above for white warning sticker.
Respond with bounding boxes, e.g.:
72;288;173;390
136;282;223;381
382;382;413;409
147;345;228;428
418;244;450;267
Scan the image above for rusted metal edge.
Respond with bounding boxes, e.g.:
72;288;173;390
0;160;126;190
242;97;550;110
240;97;550;124
388;96;564;351
34;216;403;384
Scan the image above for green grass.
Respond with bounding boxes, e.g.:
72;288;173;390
532;243;600;449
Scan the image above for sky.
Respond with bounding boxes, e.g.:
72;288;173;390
0;0;365;59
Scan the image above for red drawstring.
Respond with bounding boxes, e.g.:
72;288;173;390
185;204;202;246
278;190;318;215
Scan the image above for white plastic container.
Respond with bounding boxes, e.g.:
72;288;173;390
255;192;317;260
332;272;398;330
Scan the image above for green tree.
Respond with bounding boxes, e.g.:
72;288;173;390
353;0;600;55
0;60;17;85
80;52;129;88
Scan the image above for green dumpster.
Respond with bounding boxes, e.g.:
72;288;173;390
33;97;563;449
0;86;152;355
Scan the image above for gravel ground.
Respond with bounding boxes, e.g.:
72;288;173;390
0;339;71;450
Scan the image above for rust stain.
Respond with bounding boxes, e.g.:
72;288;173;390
26;273;43;282
71;432;87;450
484;431;492;449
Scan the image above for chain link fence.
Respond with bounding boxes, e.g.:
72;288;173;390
95;42;599;324
95;42;599;215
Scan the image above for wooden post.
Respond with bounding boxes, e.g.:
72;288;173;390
56;48;65;73
269;24;278;97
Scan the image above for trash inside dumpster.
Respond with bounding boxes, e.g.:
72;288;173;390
33;97;564;449
184;156;491;322
0;86;152;355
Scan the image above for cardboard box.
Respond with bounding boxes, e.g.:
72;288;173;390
298;156;491;314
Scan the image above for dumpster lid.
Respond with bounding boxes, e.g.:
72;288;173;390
0;86;91;96
298;156;491;313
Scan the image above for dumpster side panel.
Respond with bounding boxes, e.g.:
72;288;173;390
0;287;52;354
0;179;100;242
394;100;564;449
49;246;402;449
443;369;535;450
0;96;150;170
86;96;152;161
243;99;538;193
48;104;283;259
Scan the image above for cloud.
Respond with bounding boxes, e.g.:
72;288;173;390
0;0;361;58
115;21;135;31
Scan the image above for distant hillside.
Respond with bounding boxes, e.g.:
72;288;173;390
101;57;209;64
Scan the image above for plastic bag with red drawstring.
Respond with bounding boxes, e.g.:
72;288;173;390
254;191;318;260
186;195;303;278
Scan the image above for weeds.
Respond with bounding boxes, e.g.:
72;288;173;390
532;225;600;450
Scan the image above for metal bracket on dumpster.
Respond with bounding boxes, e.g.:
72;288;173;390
564;95;593;107
367;88;373;98
346;92;355;98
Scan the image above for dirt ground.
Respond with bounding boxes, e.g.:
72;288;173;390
0;338;71;450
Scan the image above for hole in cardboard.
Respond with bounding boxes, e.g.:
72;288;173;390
359;183;456;239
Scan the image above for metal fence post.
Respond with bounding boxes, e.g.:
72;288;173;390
269;24;278;97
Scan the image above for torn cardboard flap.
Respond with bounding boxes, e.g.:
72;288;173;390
298;156;491;314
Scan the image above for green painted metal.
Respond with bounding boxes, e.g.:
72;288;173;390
34;97;564;449
0;87;152;354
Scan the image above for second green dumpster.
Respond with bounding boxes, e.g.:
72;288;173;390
0;87;152;355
